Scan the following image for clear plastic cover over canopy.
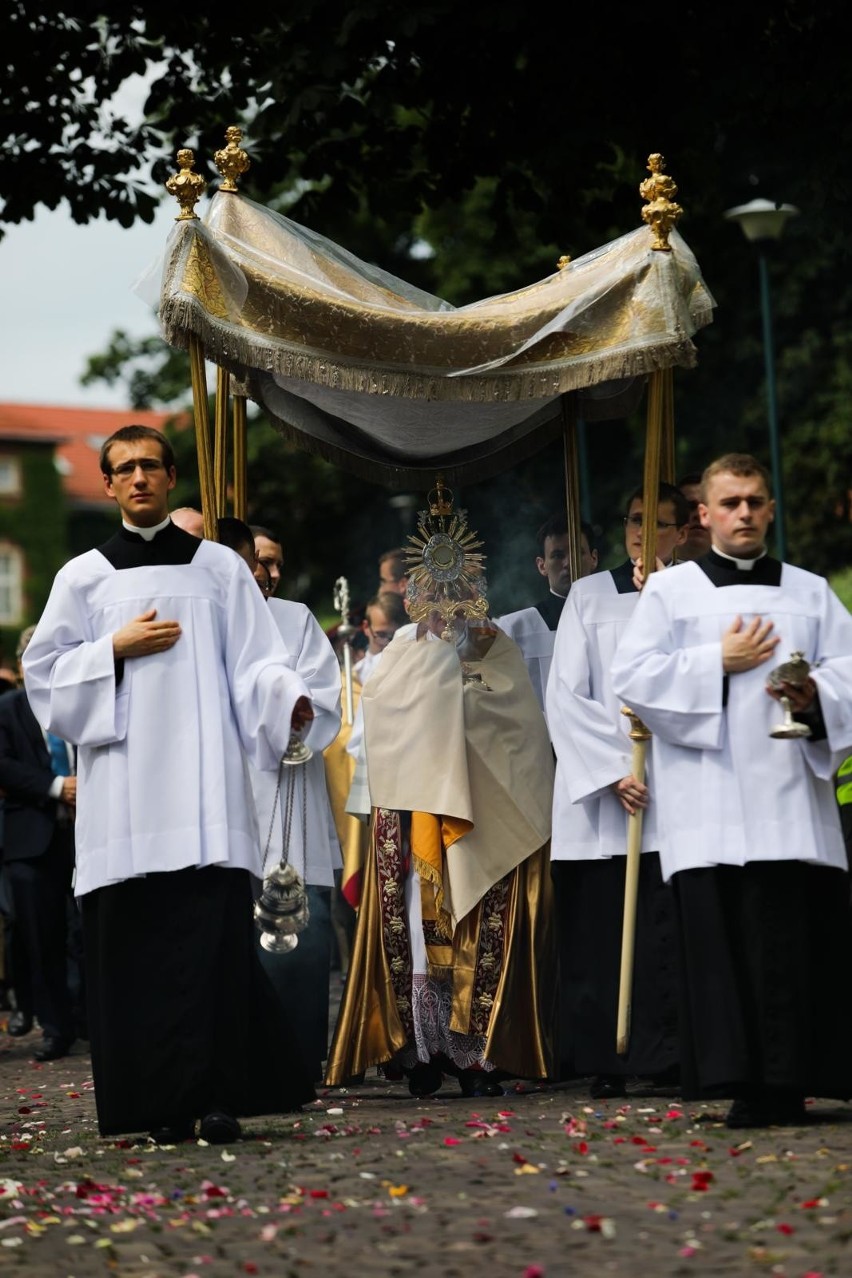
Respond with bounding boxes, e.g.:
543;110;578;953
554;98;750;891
157;190;714;485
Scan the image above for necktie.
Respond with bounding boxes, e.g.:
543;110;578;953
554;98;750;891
46;731;71;776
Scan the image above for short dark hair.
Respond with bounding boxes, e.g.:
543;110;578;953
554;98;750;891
536;513;567;553
365;591;408;626
249;524;280;544
378;548;407;580
536;513;597;557
677;471;704;488
100;425;175;475
626;481;690;528
218;516;256;558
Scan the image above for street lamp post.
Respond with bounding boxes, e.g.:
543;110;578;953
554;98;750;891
723;198;799;562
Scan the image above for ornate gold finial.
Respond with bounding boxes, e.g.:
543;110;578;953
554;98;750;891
621;705;652;741
214;125;251;193
165;148;207;221
639;153;683;252
405;477;488;632
428;474;454;517
556;254;572;270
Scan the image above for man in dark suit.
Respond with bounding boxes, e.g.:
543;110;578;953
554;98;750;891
0;625;81;1061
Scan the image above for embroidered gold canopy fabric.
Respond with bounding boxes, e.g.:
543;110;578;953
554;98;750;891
158;191;715;484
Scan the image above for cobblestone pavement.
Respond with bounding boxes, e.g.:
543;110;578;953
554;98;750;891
2;983;852;1278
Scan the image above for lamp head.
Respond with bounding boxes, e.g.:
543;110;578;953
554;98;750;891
724;198;800;243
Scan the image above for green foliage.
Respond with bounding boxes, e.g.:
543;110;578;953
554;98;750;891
0;448;68;659
829;569;852;613
8;2;852;580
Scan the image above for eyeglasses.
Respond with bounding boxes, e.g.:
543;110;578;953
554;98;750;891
623;514;679;531
367;626;396;641
110;458;165;478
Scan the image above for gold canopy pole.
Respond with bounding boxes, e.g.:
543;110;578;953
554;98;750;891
214;367;230;517
232;395;248;521
557;252;585;584
165;148;217;540
616;154;683;1057
189;337;217;542
210;127;252;523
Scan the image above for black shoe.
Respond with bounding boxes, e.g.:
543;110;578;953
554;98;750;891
407;1062;444;1097
458;1069;504;1098
7;1010;33;1037
589;1074;627;1100
766;1090;807;1126
725;1096;771;1129
199;1111;242;1144
33;1035;73;1062
149;1121;196;1145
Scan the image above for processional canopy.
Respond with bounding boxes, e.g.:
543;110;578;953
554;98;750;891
155;137;714;487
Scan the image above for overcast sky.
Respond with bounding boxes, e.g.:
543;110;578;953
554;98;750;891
0;197;181;410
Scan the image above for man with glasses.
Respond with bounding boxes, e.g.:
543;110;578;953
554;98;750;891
22;425;316;1146
545;481;688;1100
359;591;408;685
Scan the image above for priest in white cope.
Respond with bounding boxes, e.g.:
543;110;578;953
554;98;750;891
22;425;317;1146
545;482;688;1098
611;453;852;1129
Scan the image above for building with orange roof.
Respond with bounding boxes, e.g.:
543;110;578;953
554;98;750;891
0;402;180;660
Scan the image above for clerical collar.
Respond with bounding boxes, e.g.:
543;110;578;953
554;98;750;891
121;515;171;542
709;544;767;571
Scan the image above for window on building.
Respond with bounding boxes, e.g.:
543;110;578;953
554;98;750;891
0;456;22;496
0;544;24;626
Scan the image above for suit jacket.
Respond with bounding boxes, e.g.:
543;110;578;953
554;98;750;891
0;688;71;861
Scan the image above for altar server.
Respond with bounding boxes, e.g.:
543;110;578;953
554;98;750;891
611;453;852;1128
545;482;688;1097
23;425;316;1144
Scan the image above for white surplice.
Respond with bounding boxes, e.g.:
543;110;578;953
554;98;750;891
494;607;554;717
250;598;342;887
545;568;660;860
344;633;410;818
610;560;852;880
22;543;311;896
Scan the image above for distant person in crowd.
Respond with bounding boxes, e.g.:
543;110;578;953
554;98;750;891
496;513;598;716
0;625;85;1060
251;525;285;597
546;482;689;1098
676;471;712;562
378;547;409;597
218;516;343;1082
23;425;316;1145
612;453;852;1128
170;506;205;538
0;665;18;694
